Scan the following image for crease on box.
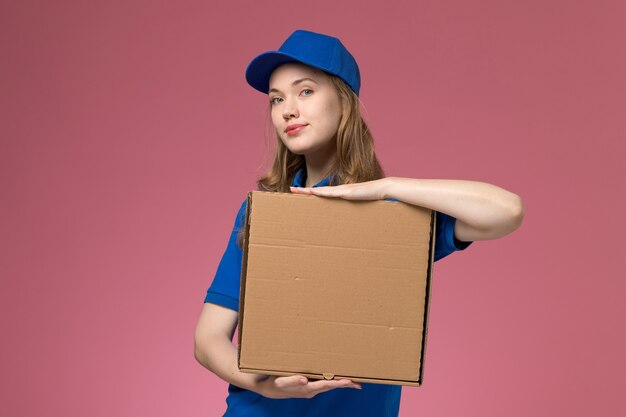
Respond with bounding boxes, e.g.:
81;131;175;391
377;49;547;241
418;209;436;386
236;192;253;370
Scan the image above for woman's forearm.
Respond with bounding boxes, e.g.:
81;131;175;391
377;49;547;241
194;334;265;393
384;177;524;239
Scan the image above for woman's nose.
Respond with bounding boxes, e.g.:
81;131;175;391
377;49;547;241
282;98;299;119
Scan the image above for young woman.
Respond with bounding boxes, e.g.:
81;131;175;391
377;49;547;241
194;29;524;417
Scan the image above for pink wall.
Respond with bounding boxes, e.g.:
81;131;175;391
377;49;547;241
1;1;624;416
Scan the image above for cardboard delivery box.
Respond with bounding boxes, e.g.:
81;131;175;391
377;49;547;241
237;190;436;386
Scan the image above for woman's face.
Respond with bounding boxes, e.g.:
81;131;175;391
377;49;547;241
268;62;342;157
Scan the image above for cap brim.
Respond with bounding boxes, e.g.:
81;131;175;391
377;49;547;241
245;51;314;95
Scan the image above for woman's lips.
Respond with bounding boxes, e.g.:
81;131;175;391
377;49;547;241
286;125;307;135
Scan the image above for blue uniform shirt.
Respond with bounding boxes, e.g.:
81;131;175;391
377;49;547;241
204;167;473;417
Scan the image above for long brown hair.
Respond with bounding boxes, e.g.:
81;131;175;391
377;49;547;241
236;73;385;248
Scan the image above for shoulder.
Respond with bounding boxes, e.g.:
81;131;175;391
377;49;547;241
234;197;248;228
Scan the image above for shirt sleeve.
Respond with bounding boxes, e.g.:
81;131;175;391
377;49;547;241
434;210;473;262
203;198;248;311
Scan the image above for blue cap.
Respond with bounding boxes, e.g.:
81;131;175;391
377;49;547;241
245;29;361;97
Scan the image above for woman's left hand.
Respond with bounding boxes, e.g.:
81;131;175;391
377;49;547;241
290;178;390;201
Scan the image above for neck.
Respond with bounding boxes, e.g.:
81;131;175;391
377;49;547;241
304;148;336;187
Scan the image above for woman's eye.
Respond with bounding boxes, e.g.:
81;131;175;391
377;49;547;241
270;90;311;105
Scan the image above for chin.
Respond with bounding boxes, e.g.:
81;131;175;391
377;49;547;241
282;136;334;156
283;140;317;155
285;147;311;156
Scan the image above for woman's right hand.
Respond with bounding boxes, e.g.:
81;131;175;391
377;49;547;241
255;374;362;399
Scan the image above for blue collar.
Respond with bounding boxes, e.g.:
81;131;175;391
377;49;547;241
291;166;333;188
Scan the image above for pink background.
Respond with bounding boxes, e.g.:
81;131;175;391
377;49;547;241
1;1;624;416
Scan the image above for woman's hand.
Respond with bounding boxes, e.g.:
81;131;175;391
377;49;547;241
290;178;389;201
255;374;362;399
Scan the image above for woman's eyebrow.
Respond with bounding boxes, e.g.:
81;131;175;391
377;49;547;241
269;78;319;94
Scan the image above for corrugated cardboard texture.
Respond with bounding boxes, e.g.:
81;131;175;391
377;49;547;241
238;191;435;386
